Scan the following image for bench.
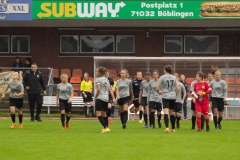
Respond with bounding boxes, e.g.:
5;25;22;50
224;98;240;117
42;96;94;114
186;97;240;120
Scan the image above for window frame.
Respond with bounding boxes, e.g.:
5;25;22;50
0;35;10;54
80;35;115;54
116;35;135;53
60;35;79;54
164;35;183;54
184;35;219;54
11;35;30;54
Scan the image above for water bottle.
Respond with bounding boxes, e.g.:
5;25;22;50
191;92;198;99
233;97;236;105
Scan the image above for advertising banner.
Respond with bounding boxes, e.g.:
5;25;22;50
0;71;13;94
32;1;240;20
0;0;32;20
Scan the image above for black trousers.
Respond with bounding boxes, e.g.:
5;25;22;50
28;94;43;119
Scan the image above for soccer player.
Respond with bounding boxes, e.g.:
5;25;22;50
148;70;162;129
180;74;188;120
132;72;143;123
210;70;227;130
56;74;73;130
95;67;115;133
192;71;212;132
105;71;115;124
23;63;46;122
139;72;151;128
156;65;179;132
1;72;24;129
191;77;206;130
174;73;186;129
81;72;96;118
116;69;134;129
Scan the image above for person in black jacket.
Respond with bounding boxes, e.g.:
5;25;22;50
24;58;32;68
23;63;46;122
105;71;115;125
13;57;23;72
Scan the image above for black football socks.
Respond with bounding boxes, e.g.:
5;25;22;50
11;114;15;123
164;114;169;128
18;114;23;124
98;116;107;128
61;114;65;127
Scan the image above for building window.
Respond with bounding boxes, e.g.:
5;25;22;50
0;35;9;53
60;35;79;53
11;35;30;53
80;35;114;53
164;35;182;53
116;35;135;53
184;36;219;54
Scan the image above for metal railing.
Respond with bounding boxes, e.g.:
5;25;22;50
0;67;54;96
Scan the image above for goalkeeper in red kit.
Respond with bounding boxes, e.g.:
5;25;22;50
192;71;212;132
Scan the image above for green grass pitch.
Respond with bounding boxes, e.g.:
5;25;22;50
0;119;239;160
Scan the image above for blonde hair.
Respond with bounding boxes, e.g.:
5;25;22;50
174;73;179;78
215;70;221;75
137;71;142;74
18;71;23;82
60;73;68;80
12;72;19;82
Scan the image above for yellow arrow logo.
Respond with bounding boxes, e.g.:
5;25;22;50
37;12;42;18
37;3;51;18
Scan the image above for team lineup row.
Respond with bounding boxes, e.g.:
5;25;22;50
1;63;226;133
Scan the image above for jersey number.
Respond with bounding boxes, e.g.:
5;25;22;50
166;80;174;89
104;83;107;92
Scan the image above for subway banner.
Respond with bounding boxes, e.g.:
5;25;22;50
32;1;240;20
0;71;13;94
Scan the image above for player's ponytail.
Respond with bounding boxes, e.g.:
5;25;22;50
18;71;23;82
211;65;219;75
97;67;106;76
174;73;179;78
164;65;172;74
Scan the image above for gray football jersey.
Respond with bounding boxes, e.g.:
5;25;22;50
148;80;162;103
190;80;197;91
140;80;149;98
56;83;73;100
116;79;132;98
158;74;177;99
176;82;186;103
96;76;110;102
8;81;24;98
210;80;227;98
207;80;213;99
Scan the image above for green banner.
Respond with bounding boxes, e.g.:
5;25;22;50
32;1;240;19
